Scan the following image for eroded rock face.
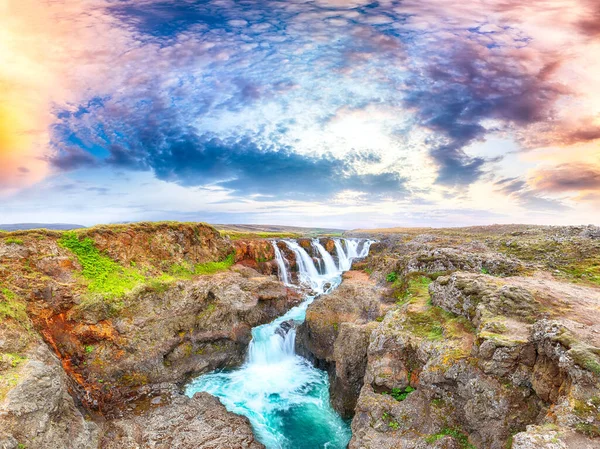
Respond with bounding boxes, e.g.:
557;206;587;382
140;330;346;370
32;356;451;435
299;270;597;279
347;272;600;449
40;266;301;413
296;270;391;418
0;343;99;449
309;229;600;449
100;392;264;449
0;223;301;448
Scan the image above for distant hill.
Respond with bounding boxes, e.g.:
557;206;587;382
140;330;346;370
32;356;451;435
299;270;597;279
214;223;346;237
0;223;85;232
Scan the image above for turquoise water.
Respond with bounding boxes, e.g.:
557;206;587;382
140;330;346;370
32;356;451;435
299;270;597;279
185;239;372;449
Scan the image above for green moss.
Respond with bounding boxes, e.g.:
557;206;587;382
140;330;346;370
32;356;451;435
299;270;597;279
570;348;600;375
145;275;174;293
383;385;415;401
4;238;24;245
425;427;476;449
382;412;400;430
404;306;455;341
84;345;94;354
575;423;600;438
395;275;432;303
197;303;216;321
59;232;145;298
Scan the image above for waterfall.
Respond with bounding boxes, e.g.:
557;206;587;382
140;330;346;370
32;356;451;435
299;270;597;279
358;239;375;258
333;239;351;271
272;242;291;285
311;239;339;276
283;240;331;294
186;238;373;449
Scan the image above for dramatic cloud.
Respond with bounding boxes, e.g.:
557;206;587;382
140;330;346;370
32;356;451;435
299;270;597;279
1;0;599;225
533;164;600;193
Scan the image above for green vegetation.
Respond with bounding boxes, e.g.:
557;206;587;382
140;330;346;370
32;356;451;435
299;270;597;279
383;385;415;401
575;423;600;438
386;272;398;283
1;353;27;368
561;259;600;286
394;274;431;304
382;412;400;430
391;273;475;341
425;427;476;449
497;237;600;286
480;267;489;274
4;237;24;245
168;253;236;278
61;230;235;303
84;345;94;354
59;232;145;298
195;253;235;274
0;287;28;325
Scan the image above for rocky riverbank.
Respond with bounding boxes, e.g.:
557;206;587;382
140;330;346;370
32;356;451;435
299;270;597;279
298;225;600;449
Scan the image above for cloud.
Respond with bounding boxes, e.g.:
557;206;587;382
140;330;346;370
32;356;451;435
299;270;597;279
495;177;569;211
533;163;600;193
403;37;566;186
48;146;98;171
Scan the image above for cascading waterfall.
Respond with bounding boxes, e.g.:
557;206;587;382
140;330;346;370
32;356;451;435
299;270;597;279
333;238;374;271
186;238;373;449
312;239;339;276
272;242;291;285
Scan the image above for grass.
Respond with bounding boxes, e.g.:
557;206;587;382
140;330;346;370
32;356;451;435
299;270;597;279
168;253;236;278
0;353;27;401
59;231;145;299
195;253;235;274
1;353;27;368
425;427;476;449
4;237;24;245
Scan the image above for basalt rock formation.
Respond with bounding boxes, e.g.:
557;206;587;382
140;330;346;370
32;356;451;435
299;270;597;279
298;225;600;449
0;222;298;448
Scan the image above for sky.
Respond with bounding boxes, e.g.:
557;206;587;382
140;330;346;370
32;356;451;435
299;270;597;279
1;0;599;228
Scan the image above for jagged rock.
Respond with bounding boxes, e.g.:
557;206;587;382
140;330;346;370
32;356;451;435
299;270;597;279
99;392;264;449
579;225;600;240
0;344;99;449
275;319;296;338
297;270;390;418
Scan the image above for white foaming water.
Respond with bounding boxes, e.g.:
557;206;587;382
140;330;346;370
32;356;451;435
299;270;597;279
272;241;291;285
283;240;332;294
312;239;339;276
334;238;375;271
186;238;373;449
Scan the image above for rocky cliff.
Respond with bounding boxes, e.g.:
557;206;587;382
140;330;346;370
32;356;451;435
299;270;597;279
298;225;600;449
0;222;297;448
